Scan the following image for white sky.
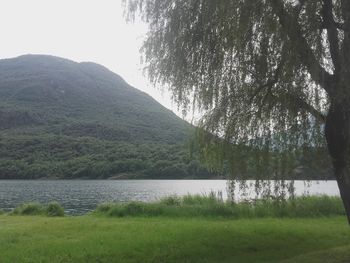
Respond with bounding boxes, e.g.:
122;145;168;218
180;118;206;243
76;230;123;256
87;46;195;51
0;0;182;116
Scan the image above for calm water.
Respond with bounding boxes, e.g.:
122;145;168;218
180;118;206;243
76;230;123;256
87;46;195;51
0;180;340;215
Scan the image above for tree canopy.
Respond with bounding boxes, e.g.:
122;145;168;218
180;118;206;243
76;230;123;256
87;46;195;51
125;0;350;222
125;0;336;173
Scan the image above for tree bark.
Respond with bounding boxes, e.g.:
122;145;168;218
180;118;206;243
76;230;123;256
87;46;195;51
335;166;350;224
325;103;350;224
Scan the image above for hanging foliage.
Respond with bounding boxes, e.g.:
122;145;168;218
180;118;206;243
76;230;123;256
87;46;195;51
125;0;350;222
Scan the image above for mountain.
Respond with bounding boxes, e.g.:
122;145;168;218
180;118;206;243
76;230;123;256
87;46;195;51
0;55;217;179
0;55;190;143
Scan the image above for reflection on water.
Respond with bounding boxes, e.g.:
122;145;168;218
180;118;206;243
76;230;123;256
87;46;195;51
0;180;340;215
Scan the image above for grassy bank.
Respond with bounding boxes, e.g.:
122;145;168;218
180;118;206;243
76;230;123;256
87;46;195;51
0;215;349;263
1;196;349;262
5;195;345;219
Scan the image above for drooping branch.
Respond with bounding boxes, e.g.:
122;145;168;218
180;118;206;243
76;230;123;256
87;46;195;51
322;22;344;30
322;0;341;72
335;22;344;30
255;84;327;124
340;0;350;80
247;41;326;123
284;92;326;123
270;0;335;95
295;0;307;16
249;63;282;104
249;43;288;104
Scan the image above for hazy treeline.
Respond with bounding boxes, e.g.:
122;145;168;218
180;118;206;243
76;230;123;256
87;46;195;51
0;134;218;179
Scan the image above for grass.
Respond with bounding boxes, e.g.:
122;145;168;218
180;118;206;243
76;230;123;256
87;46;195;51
95;195;345;218
0;215;349;263
1;196;349;262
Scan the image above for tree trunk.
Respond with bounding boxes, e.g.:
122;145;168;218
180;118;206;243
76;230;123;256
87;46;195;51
335;165;350;224
325;103;350;224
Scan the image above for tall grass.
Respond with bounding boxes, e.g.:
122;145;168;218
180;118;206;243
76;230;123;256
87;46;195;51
10;202;65;217
95;195;345;219
4;195;344;219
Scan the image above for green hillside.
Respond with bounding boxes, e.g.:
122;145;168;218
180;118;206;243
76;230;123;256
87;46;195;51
0;55;215;179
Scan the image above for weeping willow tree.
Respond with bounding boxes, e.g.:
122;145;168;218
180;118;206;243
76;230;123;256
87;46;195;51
125;0;350;223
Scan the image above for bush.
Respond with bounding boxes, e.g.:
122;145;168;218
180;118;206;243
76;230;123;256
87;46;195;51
96;203;112;213
11;202;65;216
45;202;64;217
12;203;43;215
160;196;181;206
108;204;127;217
108;202;146;217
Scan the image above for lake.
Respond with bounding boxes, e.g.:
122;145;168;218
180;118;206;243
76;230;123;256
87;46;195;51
0;180;340;215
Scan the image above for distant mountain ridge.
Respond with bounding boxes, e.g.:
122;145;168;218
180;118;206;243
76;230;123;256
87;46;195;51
0;54;191;143
0;55;218;179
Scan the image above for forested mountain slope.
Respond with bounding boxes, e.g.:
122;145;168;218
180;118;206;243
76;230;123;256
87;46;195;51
0;55;215;179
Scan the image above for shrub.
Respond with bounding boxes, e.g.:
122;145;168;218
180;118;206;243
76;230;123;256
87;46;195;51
96;203;112;213
12;203;43;215
160;196;181;206
108;204;126;217
45;202;64;217
124;202;144;215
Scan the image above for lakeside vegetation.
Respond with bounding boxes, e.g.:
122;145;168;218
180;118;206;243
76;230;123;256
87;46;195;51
94;195;345;219
4;195;345;219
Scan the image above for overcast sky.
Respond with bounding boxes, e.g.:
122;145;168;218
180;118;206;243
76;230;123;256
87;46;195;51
0;0;181;115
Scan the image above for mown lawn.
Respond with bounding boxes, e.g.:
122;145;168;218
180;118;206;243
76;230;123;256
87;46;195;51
0;215;349;263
